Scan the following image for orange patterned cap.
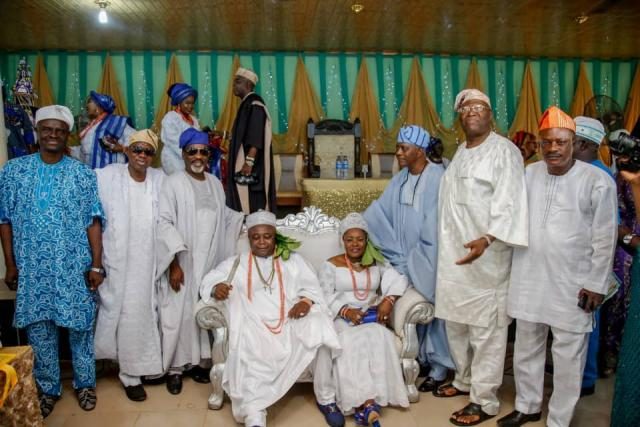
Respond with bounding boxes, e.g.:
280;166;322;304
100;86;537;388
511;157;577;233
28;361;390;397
539;106;576;132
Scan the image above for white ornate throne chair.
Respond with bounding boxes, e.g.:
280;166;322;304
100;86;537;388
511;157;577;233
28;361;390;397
195;206;434;410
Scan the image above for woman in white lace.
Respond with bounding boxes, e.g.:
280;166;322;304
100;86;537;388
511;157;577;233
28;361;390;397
315;212;410;427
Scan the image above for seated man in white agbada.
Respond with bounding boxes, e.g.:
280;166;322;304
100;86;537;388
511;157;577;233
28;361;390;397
200;210;341;427
314;213;409;427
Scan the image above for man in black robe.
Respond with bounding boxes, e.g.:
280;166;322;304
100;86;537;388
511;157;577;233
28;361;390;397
226;67;276;214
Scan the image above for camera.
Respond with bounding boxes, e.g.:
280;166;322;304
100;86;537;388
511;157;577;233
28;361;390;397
608;129;640;172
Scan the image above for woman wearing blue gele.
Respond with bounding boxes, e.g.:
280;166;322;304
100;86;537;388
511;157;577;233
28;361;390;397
313;213;409;427
160;82;200;175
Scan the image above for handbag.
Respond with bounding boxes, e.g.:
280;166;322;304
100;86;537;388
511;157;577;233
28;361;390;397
360;307;378;324
234;171;259;186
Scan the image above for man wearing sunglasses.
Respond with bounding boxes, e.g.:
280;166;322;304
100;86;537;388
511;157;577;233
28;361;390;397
156;128;244;395
93;129;165;402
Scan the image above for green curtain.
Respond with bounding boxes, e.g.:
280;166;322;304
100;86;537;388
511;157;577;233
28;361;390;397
1;51;637;139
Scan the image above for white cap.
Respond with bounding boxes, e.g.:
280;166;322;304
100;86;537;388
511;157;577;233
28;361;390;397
574;116;606;145
246;210;276;229
35;105;74;131
454;89;491;111
236;67;259;85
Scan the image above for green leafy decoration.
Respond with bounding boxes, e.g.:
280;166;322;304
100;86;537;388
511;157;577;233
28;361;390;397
361;241;386;266
274;233;301;261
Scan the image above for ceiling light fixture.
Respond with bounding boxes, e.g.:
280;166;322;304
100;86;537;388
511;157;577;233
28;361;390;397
95;0;110;24
351;3;364;14
575;14;589;24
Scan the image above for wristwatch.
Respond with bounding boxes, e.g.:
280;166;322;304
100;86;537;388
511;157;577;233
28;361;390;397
89;267;106;277
623;233;636;245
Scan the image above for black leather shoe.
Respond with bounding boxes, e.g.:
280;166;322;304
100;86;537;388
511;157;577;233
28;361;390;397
581;385;595;397
124;384;147;402
497;410;542;427
418;376;445;392
166;374;183;395
186;366;211;384
418;364;430;378
141;374;166;385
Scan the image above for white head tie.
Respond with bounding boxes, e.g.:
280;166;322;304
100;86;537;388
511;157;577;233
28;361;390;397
339;212;369;237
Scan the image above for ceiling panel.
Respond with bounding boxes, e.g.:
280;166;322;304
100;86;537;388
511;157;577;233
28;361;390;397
0;0;639;58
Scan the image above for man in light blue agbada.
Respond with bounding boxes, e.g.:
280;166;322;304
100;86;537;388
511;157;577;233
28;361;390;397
363;124;454;392
0;105;105;418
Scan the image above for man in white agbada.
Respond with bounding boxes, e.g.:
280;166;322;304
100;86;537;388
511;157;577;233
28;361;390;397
498;107;617;427
94;129;165;402
435;89;528;426
200;211;341;427
156;128;243;395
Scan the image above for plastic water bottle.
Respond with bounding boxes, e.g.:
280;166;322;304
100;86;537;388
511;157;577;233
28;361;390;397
335;155;341;179
343;155;350;179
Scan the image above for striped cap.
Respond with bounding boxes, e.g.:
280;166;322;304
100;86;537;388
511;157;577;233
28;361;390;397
574;116;605;145
397;125;431;149
539;106;576;133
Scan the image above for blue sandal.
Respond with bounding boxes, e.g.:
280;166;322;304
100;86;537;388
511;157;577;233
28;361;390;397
354;402;381;426
316;402;345;427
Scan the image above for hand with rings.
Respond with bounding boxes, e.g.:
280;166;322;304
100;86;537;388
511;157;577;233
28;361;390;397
377;298;394;324
288;299;312;319
344;308;365;325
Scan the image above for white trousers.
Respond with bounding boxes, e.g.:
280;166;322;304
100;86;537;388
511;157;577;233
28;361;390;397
118;372;141;387
313;346;336;405
445;319;508;416
513;319;588;427
245;410;267;427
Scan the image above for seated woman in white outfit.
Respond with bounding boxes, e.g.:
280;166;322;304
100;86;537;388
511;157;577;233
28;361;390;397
314;212;409;427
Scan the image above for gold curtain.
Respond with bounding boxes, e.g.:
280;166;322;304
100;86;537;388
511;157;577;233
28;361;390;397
568;62;612;166
569;62;594;117
389;57;459;158
624;63;640;132
464;58;485;91
349;59;386;162
216;55;241;134
508;62;542;137
152;54;184;167
281;56;324;154
33;54;54;107
97;54;128;116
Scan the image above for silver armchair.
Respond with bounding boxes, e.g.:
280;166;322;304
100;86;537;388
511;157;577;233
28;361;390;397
195;206;434;410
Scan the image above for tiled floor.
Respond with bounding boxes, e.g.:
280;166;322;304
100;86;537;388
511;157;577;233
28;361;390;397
45;371;613;427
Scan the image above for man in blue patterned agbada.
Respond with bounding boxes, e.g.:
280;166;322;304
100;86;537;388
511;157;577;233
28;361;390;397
0;105;105;418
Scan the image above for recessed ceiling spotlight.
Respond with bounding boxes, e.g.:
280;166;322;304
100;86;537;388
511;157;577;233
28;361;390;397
575;14;589;24
351;3;364;14
95;0;110;24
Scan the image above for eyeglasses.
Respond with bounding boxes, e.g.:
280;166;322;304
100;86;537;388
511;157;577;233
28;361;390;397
185;147;211;157
457;104;491;114
130;146;156;157
39;126;69;136
540;139;572;148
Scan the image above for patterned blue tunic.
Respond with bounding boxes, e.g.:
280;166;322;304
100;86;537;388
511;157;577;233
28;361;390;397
0;154;104;330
